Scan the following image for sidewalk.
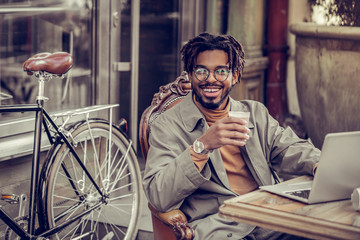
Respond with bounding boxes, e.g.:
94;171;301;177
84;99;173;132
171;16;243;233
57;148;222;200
136;156;154;240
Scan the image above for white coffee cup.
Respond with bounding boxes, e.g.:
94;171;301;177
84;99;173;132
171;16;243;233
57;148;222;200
351;187;360;211
228;111;250;125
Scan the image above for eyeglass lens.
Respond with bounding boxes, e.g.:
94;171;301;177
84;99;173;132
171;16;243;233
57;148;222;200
194;67;230;82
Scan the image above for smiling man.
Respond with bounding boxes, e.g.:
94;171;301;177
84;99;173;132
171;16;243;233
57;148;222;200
143;33;320;240
192;50;234;109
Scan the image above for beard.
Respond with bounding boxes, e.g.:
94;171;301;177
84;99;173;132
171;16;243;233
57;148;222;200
192;84;232;110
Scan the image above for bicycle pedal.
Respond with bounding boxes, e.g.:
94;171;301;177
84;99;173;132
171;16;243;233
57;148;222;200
1;194;20;204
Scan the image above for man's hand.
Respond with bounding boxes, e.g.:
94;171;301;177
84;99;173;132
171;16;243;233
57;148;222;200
198;116;250;151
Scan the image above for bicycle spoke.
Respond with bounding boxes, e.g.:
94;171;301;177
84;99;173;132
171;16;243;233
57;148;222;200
86;124;105;186
110;181;133;193
43;121;141;239
107;203;133;216
94;207;127;238
64;151;82;189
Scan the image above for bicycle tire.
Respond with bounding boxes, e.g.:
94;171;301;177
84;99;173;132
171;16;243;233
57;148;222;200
41;120;142;240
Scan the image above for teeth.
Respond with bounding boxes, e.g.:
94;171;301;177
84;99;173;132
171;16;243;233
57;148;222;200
204;88;219;92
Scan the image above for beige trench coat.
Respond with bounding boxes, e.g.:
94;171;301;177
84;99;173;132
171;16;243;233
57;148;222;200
143;94;320;239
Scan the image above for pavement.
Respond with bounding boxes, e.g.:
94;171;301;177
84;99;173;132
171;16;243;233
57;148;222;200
136;156;154;240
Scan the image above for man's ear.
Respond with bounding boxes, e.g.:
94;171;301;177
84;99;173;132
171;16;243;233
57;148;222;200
232;70;240;85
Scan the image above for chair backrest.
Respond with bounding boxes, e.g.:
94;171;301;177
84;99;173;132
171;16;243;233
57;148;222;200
139;71;191;160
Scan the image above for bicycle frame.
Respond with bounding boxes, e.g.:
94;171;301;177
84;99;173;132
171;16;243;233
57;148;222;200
0;101;107;239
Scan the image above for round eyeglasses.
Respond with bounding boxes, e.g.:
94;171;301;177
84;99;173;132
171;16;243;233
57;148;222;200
193;67;231;82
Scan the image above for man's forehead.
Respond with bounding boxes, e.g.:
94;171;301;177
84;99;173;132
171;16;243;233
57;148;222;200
195;50;229;65
194;64;229;69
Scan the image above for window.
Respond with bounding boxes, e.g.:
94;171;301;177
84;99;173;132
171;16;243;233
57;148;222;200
0;0;93;121
0;0;94;160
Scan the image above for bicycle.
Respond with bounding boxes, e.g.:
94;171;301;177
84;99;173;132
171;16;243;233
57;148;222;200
0;52;142;240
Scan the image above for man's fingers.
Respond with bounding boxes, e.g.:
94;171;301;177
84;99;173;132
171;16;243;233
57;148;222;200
229;131;249;140
224;138;247;147
225;116;249;125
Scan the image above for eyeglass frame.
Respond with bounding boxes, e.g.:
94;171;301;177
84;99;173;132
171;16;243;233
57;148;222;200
192;65;232;82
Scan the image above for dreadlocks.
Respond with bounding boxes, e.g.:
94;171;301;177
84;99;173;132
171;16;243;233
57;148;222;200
180;32;245;83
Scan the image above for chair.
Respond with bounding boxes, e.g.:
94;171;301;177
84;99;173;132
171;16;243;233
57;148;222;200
139;71;195;240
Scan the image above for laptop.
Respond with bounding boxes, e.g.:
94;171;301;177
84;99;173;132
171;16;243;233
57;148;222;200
260;131;360;204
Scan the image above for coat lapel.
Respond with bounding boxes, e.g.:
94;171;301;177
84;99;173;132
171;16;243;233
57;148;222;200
208;149;231;189
179;94;232;189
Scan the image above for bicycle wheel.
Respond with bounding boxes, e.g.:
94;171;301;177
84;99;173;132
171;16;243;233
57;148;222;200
41;120;142;240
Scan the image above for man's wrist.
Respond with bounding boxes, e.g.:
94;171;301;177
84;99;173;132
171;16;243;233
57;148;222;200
193;139;211;154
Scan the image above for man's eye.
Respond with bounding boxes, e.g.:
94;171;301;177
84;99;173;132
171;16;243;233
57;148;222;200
216;69;229;75
196;69;208;75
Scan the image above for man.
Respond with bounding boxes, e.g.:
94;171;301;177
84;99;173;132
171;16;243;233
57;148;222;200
143;33;320;239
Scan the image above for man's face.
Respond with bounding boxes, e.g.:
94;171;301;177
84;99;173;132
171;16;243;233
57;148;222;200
190;50;238;110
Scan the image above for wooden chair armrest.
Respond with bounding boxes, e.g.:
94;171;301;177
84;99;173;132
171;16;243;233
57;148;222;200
148;203;195;240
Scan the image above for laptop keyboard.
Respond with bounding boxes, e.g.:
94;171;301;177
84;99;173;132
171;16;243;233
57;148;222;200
285;189;311;199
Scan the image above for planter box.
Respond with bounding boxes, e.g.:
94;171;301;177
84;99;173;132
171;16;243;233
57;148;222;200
290;23;360;148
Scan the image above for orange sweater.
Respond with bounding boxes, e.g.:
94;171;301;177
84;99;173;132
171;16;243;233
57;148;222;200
190;97;258;195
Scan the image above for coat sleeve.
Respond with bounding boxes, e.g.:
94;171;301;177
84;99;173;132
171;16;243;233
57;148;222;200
258;104;321;178
142;115;211;212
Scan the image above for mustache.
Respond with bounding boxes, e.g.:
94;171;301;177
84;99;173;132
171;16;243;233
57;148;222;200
199;83;223;88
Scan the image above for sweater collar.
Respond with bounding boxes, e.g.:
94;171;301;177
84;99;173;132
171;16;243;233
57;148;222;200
179;93;254;132
193;96;230;124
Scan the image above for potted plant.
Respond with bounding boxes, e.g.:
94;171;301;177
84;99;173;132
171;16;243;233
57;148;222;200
308;0;360;26
289;0;360;148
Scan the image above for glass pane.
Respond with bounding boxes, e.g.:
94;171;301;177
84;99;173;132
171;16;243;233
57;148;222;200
137;0;180;122
0;0;93;121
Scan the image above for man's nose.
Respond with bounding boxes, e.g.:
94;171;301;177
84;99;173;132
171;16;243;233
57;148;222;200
207;71;217;82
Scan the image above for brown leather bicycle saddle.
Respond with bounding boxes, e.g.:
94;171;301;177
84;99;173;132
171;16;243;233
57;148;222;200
23;52;73;75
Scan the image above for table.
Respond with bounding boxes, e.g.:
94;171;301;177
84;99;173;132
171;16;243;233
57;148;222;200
219;176;360;240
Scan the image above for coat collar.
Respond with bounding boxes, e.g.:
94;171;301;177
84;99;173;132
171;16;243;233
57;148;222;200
179;93;206;132
179;93;255;132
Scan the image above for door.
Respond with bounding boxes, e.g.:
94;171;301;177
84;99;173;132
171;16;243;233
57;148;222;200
96;0;140;148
